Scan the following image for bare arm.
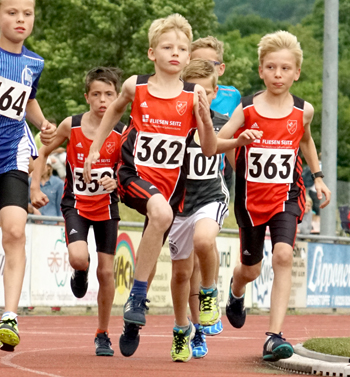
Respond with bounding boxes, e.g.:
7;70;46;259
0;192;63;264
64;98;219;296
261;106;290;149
83;76;136;183
299;101;331;209
26;99;57;145
30;118;71;209
216;104;263;153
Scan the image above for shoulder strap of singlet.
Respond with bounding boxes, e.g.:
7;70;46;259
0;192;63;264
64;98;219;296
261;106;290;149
183;81;195;93
241;95;254;108
71;113;84;128
114;121;125;134
136;74;152;85
292;95;305;110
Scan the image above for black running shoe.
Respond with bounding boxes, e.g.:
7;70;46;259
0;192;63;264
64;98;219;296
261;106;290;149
226;277;246;329
70;256;90;298
119;322;141;357
95;332;114;356
123;294;150;326
263;332;294;362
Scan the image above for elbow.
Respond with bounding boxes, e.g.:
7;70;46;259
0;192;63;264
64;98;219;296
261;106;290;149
202;145;217;158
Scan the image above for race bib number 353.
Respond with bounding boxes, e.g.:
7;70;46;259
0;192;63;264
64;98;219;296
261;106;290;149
73;167;114;196
247;147;295;184
0;76;31;121
135;132;186;169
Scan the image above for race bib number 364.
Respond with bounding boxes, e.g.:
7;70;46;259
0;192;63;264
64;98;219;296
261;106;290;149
247;147;295;184
0;76;31;121
135;132;186;169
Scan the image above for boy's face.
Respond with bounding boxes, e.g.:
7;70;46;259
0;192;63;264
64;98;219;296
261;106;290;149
148;30;190;74
84;80;118;118
186;77;218;106
0;0;35;50
191;48;225;77
259;49;301;94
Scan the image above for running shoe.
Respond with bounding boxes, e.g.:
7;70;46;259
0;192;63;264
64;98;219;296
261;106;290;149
226;277;246;329
191;324;208;358
263;332;294;362
171;322;195;362
95;332;114;356
199;287;220;326
203;318;223;336
0;314;20;352
123;294;150;326
119;322;141;357
70;256;90;298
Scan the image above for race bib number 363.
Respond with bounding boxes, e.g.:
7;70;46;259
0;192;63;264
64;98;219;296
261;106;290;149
0;76;31;121
135;132;186;169
247;147;295;184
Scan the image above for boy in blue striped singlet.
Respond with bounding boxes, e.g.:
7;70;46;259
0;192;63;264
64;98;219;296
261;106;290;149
0;0;56;352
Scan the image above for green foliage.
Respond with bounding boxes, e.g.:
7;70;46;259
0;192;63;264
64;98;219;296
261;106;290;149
214;0;315;24
27;0;217;127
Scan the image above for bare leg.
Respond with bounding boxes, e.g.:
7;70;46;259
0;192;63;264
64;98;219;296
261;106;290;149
188;253;200;324
231;262;261;297
96;253;115;331
268;242;293;333
68;240;89;270
171;254;193;326
1;206;27;313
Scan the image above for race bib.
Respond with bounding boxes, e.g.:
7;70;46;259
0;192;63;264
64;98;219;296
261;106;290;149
187;147;219;180
135;131;186;169
0;76;31;121
73;167;114;196
247;147;295;184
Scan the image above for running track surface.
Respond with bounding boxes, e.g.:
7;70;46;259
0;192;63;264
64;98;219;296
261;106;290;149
1;314;348;377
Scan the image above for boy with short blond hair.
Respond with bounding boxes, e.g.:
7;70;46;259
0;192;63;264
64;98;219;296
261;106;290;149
216;30;331;361
83;13;217;359
169;58;229;361
0;0;56;352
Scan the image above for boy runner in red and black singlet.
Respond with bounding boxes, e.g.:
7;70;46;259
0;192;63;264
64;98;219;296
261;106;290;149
216;31;331;362
83;14;217;359
31;67;124;356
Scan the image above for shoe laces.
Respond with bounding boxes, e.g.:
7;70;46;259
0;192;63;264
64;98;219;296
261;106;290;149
130;295;150;312
1;318;17;327
96;332;112;347
173;331;187;353
200;293;214;312
265;332;285;340
192;328;205;348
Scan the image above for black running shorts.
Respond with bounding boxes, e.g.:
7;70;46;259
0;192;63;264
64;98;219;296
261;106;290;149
0;170;28;211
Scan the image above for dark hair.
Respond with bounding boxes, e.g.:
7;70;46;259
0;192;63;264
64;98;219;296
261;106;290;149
85;67;122;94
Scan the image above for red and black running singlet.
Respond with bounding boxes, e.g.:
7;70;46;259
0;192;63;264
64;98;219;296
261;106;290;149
118;74;197;203
234;93;306;227
61;113;123;221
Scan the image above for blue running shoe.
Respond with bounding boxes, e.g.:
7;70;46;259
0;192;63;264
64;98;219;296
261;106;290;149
203;319;223;336
263;332;294;362
191;324;208;358
123;294;150;326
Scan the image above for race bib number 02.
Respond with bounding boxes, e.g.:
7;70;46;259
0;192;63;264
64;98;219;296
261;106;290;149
73;167;113;196
247;147;295;184
0;76;31;121
187;147;219;180
135;132;186;169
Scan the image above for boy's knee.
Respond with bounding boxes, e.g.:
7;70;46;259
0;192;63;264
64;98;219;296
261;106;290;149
2;225;25;246
193;234;214;255
172;264;192;284
241;263;261;282
273;251;293;268
147;202;173;231
97;265;114;283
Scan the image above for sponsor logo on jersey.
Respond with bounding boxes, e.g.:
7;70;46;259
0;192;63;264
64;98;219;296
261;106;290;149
251;122;259;129
77;153;84;161
22;65;33;86
76;142;83;148
176;101;187;116
287;120;297;135
140;101;148;108
106;142;115;154
142;114;149;123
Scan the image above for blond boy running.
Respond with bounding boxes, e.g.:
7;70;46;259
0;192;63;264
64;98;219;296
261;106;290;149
216;30;331;361
83;14;217;358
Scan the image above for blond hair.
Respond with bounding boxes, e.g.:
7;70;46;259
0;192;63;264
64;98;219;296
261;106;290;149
148;13;192;49
181;58;218;89
191;36;224;63
258;30;303;69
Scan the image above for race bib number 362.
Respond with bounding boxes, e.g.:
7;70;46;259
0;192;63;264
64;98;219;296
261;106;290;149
247;147;295;184
0;76;31;121
135;132;186;169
